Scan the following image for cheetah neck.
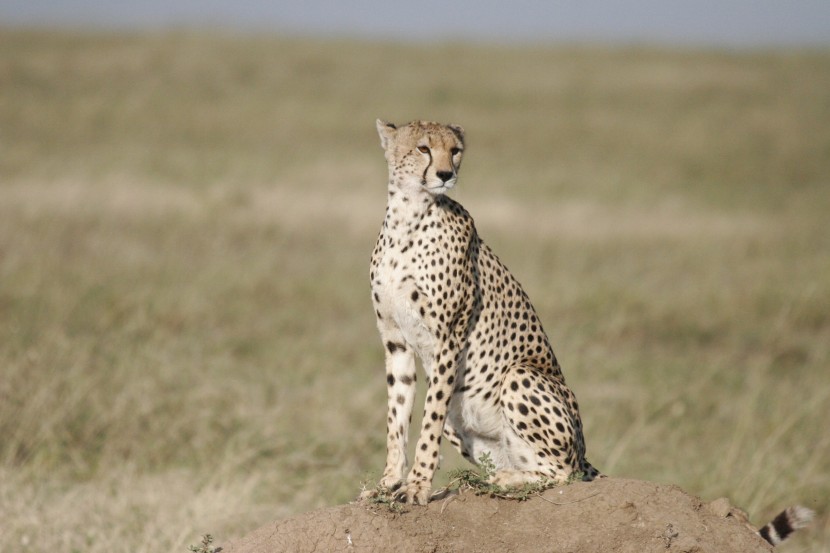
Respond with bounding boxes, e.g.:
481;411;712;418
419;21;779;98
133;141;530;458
382;181;438;245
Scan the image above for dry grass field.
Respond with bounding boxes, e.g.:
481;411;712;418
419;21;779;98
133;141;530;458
0;29;828;552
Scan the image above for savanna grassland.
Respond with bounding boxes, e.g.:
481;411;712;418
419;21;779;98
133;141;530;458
1;29;828;552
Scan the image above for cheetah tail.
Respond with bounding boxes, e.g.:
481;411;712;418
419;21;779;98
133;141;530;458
758;505;814;546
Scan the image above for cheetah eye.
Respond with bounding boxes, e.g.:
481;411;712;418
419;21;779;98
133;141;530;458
417;146;430;154
451;148;462;156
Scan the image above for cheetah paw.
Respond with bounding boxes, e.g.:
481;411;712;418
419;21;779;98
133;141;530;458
488;469;533;488
489;469;562;488
393;481;431;505
358;480;402;501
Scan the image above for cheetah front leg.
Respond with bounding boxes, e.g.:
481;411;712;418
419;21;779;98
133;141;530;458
393;343;459;505
360;336;418;499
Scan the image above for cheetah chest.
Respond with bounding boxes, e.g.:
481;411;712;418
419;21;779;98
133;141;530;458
373;247;436;364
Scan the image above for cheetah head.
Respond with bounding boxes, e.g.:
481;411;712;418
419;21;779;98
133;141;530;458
376;119;465;195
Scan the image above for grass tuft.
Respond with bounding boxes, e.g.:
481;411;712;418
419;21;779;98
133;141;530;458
188;535;217;553
443;453;582;501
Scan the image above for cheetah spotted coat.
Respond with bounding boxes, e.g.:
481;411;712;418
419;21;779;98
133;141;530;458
366;119;599;505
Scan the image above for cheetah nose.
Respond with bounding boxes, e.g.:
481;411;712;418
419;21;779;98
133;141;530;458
436;171;453;183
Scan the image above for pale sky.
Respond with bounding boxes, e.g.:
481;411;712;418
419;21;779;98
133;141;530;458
3;0;830;47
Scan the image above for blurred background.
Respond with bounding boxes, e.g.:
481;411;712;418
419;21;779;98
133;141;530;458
4;0;830;46
1;2;828;552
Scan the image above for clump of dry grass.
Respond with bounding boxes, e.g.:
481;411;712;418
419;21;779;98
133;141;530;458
0;29;828;551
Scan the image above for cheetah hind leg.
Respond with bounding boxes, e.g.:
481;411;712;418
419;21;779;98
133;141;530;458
441;404;549;491
580;459;603;481
489;468;569;488
489;463;600;489
492;365;598;488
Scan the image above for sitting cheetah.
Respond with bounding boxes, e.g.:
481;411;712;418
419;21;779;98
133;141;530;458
364;119;600;505
361;119;815;545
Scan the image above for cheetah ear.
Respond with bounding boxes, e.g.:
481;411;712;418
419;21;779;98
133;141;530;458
376;119;397;150
448;124;465;142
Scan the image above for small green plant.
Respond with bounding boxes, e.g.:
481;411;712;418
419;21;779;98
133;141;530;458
360;481;408;513
444;452;569;501
188;534;217;553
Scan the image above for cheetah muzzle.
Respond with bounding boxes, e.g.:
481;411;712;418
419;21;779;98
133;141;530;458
362;119;600;506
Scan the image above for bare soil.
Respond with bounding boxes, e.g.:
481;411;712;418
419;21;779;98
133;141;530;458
221;477;773;553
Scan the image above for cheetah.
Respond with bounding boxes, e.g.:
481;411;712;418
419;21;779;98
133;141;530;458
360;119;814;546
363;119;600;505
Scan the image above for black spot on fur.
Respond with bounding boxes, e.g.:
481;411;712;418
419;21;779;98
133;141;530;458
386;341;405;354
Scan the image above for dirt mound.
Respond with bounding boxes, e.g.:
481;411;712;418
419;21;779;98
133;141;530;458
221;478;773;553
